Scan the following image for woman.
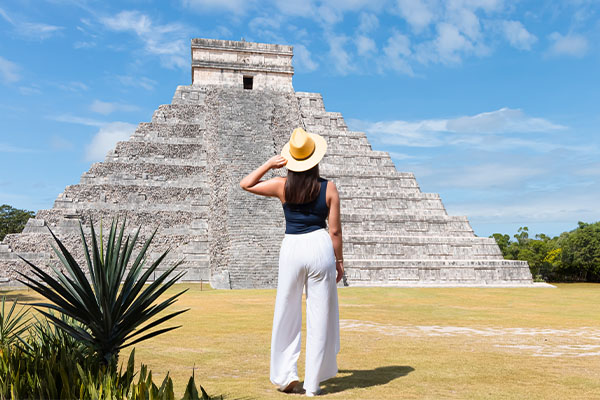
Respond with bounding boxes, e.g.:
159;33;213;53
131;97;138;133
240;127;344;396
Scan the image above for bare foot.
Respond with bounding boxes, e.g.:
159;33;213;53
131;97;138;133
279;380;299;393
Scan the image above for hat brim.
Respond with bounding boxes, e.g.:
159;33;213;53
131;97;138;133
281;132;327;172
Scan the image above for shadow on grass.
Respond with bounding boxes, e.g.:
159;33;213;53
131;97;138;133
321;365;415;394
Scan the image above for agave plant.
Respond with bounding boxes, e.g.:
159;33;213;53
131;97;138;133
0;295;30;347
17;219;189;365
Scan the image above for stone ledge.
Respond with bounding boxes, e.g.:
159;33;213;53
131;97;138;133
344;282;555;288
191;38;293;55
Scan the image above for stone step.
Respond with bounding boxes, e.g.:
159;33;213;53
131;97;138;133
36;209;208;233
343;259;532;285
301;113;348;130
340;196;444;211
330;177;420;191
134;122;206;139
337;187;433;198
85;162;207;182
326;142;372;153
129;135;205;145
306;129;368;139
112;141;206;160
79;176;209;188
46;201;210;218
151;104;206;125
104;157;207;167
341;212;470;223
62;184;208;205
343;235;501;259
345;234;495;243
341;219;474;237
343;226;475;238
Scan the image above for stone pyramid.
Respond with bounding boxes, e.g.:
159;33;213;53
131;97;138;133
0;38;533;289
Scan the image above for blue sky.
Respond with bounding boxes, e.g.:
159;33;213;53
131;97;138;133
0;0;598;238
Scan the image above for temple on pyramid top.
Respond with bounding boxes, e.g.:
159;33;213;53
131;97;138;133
190;38;294;91
0;37;538;289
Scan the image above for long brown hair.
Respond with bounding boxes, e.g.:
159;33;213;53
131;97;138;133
284;164;321;204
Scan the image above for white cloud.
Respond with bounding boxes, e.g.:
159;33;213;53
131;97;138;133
115;75;157;91
449;7;481;42
395;0;435;32
0;143;36;153
249;16;281;32
547;32;588;57
18;85;41;95
356;35;376;56
382;31;413;74
85;122;136;162
101;11;187;69
0;8;62;40
74;41;96;49
273;0;314;16
435;163;545;189
181;0;253;15
19;22;63;40
0;7;14;23
446;108;565;134
501;20;537;50
327;35;354;75
351;108;566;147
90;100;140;115
50;135;74;151
451;191;600;225
0;56;20;84
317;5;344;25
51;114;105;127
54;81;88;92
293;44;318;72
358;12;379;32
435;22;473;64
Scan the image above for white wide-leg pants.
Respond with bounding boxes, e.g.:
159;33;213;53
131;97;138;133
270;228;340;393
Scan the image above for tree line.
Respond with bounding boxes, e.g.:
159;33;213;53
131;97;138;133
490;222;600;283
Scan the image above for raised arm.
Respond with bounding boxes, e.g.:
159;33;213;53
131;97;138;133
326;181;344;283
239;155;287;201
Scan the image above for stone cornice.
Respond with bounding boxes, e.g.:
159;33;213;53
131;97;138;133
191;38;293;56
191;60;294;75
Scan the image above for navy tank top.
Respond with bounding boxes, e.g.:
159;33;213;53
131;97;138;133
283;178;329;234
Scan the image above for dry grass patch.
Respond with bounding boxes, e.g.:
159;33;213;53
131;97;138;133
3;283;600;399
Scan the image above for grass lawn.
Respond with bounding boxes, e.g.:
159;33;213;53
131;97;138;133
3;283;600;399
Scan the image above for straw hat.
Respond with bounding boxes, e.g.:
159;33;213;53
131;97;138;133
281;127;327;172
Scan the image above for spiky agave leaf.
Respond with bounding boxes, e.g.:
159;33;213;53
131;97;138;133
0;296;30;347
17;219;188;365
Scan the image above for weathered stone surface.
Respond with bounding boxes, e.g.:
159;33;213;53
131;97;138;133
0;38;533;288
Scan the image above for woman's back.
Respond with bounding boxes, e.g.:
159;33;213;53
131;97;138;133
283;178;329;234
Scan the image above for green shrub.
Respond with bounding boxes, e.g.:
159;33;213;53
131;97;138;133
0;298;215;399
18;219;189;366
0;219;218;399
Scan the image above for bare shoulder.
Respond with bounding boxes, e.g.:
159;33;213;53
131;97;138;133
326;180;338;195
326;180;339;206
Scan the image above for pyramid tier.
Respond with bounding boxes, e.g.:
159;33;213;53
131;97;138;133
344;259;532;286
133;122;206;140
343;234;502;260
